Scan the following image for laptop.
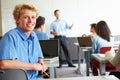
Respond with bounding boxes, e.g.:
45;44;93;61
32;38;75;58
39;39;59;58
77;37;92;47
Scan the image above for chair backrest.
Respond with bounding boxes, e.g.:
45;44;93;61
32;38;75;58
0;69;28;80
39;39;60;58
100;47;111;54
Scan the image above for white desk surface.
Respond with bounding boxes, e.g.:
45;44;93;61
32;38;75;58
43;75;119;80
92;54;108;63
74;42;79;46
74;42;92;49
44;57;59;67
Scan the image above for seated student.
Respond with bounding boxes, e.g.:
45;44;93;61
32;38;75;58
92;21;112;53
0;3;47;80
90;20;114;76
81;23;97;61
82;23;97;38
105;45;120;79
34;16;50;78
34;16;49;40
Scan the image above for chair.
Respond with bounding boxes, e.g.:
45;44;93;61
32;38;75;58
99;47;111;53
0;69;28;80
100;47;117;72
39;39;59;58
95;46;118;74
91;47;117;75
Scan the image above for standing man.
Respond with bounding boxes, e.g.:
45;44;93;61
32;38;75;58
0;4;47;80
50;9;75;68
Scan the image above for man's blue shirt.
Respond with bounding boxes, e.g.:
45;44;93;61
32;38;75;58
0;27;43;80
50;19;70;36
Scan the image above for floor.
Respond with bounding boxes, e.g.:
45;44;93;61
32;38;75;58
56;64;81;78
43;60;110;79
55;63;91;78
55;63;110;78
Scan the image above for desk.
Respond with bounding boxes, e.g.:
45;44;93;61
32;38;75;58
81;47;92;76
74;43;92;76
43;75;119;80
44;57;59;78
74;43;81;74
92;54;108;75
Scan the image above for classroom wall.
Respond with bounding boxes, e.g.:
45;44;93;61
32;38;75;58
1;0;120;37
0;0;2;36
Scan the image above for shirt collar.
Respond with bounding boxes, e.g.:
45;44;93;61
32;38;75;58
16;27;35;41
55;19;60;22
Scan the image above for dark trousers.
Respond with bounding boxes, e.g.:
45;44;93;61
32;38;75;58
55;36;73;66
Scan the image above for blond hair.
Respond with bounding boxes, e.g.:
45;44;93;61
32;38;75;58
13;3;38;25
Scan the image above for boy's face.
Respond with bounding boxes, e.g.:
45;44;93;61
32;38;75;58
16;9;37;35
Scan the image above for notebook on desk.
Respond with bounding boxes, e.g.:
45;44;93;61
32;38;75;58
77;37;92;47
39;39;59;59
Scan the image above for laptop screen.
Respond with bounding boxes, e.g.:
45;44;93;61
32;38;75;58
77;37;92;47
39;39;59;58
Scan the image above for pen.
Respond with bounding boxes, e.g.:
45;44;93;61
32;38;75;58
43;71;49;77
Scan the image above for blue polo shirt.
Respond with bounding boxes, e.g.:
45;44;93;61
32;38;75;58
50;19;70;36
34;30;49;40
0;27;43;80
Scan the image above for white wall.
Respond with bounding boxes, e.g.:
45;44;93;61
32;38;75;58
0;0;2;36
1;0;120;37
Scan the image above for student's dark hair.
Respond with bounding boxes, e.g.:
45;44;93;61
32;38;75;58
90;23;96;31
90;23;96;28
35;16;45;28
96;20;111;41
54;9;60;15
